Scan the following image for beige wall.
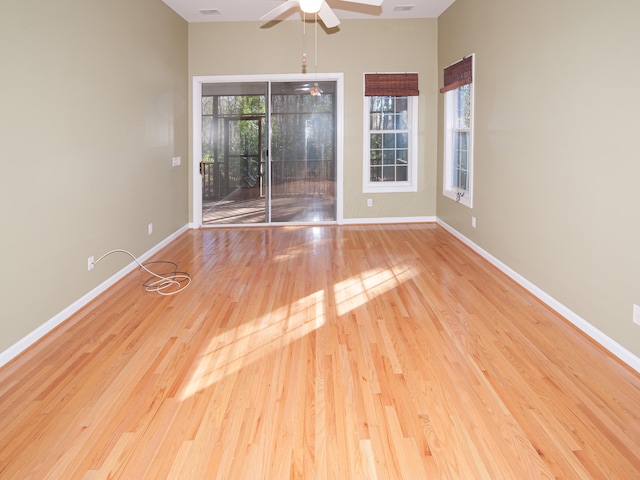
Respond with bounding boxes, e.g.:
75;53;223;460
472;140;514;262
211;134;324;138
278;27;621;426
438;0;640;357
0;1;189;352
188;19;438;221
4;0;636;364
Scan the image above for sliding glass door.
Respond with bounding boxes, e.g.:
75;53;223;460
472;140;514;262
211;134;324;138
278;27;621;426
269;81;336;223
201;83;268;224
200;78;337;225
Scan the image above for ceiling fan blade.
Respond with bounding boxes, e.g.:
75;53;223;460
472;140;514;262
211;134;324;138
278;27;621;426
341;0;383;6
260;0;300;22
318;1;340;28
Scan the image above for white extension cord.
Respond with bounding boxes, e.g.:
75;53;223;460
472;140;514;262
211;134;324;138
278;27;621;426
92;249;191;296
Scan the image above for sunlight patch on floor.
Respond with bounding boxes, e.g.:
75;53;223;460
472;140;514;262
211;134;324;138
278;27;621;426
333;264;418;317
181;264;416;399
180;289;325;400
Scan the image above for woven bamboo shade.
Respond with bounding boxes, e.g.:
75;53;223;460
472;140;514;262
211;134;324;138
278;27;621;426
440;56;473;94
364;73;419;96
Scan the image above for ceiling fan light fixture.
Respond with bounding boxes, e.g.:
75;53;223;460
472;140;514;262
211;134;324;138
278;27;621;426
299;0;323;14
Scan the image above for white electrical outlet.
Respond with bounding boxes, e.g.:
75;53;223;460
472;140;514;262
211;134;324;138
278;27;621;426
148;223;153;235
172;156;181;167
471;216;477;228
88;256;94;271
367;198;373;207
633;304;640;326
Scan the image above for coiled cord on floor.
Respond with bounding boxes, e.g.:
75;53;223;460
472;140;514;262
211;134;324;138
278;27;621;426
93;249;191;296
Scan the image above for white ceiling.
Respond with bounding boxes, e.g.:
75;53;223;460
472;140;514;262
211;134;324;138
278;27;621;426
162;0;456;24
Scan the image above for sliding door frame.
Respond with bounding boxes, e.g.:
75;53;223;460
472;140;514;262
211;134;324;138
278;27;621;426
192;73;344;227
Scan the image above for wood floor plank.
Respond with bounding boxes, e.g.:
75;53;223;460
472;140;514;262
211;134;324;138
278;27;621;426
1;224;639;479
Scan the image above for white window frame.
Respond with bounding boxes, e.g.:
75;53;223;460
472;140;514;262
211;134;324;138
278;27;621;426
363;95;418;193
443;55;474;208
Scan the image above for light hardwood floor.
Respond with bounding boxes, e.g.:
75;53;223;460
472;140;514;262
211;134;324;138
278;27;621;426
1;224;639;479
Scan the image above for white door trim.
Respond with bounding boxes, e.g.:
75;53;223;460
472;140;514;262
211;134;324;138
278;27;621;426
191;73;344;227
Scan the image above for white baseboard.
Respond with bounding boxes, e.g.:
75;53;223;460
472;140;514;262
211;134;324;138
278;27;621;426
343;216;437;225
0;224;191;368
5;220;637;374
195;217;438;228
436;218;640;373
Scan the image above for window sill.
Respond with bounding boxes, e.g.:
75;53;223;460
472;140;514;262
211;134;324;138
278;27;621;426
364;182;417;194
443;190;473;208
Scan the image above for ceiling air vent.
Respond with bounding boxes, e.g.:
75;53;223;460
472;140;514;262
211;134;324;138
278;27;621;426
393;5;415;11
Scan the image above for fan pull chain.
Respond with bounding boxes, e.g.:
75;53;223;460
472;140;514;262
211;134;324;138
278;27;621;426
314;11;318;67
302;12;307;67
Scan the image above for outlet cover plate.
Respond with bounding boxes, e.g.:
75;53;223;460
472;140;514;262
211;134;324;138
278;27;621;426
633;304;640;326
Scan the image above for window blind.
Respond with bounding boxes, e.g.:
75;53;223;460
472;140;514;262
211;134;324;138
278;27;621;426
439;56;473;94
365;73;419;97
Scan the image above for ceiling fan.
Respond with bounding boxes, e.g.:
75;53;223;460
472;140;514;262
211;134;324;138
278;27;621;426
261;0;383;29
295;82;323;95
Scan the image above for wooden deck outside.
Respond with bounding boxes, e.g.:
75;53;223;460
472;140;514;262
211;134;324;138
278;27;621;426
203;183;336;224
203;195;336;224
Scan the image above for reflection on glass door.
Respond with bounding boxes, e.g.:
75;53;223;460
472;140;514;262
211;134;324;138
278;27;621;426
270;81;336;223
201;83;267;224
201;80;336;224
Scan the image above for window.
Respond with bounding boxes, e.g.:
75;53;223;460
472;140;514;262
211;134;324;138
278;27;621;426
442;55;474;207
363;74;419;193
